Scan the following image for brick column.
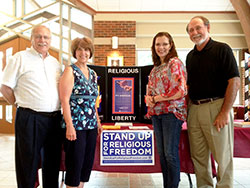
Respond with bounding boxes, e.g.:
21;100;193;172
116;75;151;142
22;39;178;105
94;21;136;66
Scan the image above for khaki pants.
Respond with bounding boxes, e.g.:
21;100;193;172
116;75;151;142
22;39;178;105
187;98;234;188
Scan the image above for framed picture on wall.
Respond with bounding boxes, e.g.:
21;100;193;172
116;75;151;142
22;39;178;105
107;56;124;66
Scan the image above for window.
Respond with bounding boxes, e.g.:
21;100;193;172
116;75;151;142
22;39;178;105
6;47;13;67
0;105;2;119
137;50;153;66
6;105;12;123
0;51;3;96
137;49;190;66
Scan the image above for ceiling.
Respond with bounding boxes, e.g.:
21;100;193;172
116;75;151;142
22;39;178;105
80;0;250;12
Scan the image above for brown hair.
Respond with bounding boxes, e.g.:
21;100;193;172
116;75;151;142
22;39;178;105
186;16;210;33
151;32;178;66
71;37;94;59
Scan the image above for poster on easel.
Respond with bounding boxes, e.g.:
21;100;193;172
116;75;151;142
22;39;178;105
245;52;250;121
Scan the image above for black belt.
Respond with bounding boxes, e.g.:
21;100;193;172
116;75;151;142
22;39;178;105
192;97;222;105
19;107;61;117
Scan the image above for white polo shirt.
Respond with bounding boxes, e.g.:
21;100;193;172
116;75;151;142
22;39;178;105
2;47;62;112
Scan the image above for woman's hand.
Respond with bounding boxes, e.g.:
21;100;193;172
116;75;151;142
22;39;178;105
66;125;77;141
145;95;155;107
97;120;103;135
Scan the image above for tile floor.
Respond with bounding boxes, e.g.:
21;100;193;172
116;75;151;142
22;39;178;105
0;133;250;188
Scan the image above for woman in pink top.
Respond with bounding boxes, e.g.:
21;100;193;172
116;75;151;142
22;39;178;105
145;32;187;188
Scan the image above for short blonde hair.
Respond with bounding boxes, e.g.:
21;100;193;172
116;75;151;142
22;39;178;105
71;37;94;59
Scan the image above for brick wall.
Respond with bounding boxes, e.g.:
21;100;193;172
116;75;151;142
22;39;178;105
94;21;136;66
94;21;135;37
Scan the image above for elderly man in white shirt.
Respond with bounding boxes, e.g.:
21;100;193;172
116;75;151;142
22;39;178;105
0;25;62;188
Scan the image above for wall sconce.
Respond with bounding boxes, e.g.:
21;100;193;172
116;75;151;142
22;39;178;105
112;36;119;49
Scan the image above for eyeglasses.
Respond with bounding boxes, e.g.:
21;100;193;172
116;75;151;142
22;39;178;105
34;35;51;40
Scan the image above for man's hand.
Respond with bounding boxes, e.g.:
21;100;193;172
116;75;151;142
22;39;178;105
213;111;229;132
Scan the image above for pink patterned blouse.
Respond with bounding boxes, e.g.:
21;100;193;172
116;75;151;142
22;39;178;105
146;57;187;121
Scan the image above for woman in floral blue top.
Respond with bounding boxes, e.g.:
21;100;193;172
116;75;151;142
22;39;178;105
145;32;187;188
59;37;102;188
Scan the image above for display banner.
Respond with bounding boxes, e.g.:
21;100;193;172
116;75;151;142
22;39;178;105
89;65;153;123
107;67;140;122
88;65;106;121
100;130;154;165
245;52;250;121
140;65;154;124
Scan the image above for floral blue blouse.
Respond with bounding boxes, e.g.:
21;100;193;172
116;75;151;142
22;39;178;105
63;64;99;130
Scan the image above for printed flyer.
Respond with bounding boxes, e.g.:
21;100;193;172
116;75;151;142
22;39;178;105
112;77;134;114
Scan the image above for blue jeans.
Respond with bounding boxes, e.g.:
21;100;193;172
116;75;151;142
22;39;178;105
152;113;183;188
